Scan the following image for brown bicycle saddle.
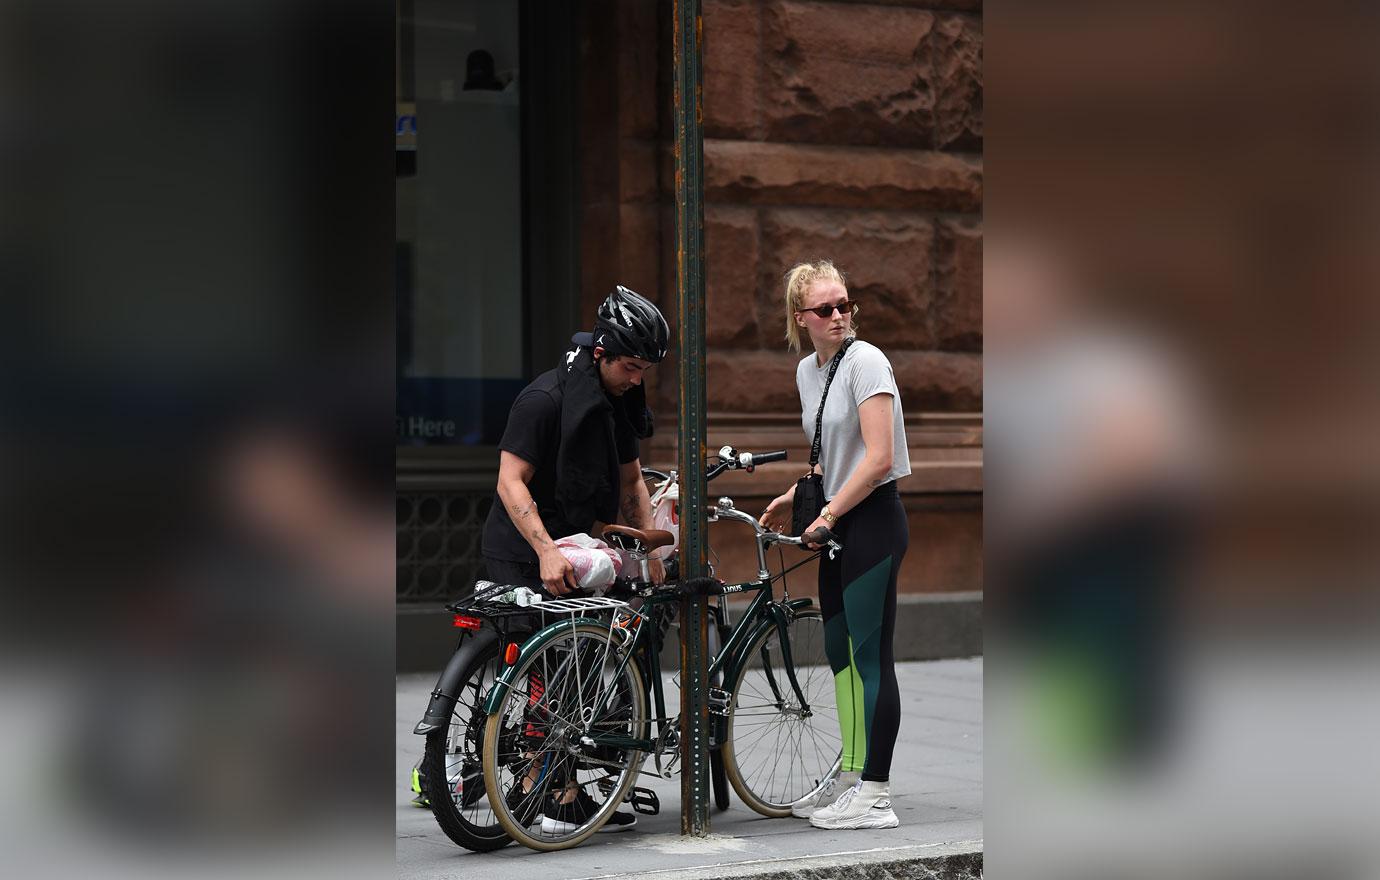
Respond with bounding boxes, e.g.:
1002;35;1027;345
601;524;675;551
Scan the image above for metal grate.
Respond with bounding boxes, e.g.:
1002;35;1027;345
396;490;492;602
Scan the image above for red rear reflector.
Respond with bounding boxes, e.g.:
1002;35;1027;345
504;642;520;665
452;614;482;630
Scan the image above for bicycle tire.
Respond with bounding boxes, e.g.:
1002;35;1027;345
708;618;731;812
710;746;730;811
421;638;512;851
482;622;647;851
721;609;841;817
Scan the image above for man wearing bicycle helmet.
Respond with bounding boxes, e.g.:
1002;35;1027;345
480;285;669;833
482;284;671;598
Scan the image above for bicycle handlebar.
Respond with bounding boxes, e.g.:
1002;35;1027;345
710;502;843;559
740;448;787;467
705;445;788;481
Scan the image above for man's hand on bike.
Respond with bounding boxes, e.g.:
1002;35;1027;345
646;556;666;585
759;490;794;533
539;547;579;595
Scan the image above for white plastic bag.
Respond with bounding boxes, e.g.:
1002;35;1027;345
554;533;623;595
649;478;679;561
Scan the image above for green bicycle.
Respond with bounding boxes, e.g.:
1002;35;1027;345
479;446;845;851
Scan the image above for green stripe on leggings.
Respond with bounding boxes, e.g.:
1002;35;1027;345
824;613;865;771
843;555;894;759
833;640;867;772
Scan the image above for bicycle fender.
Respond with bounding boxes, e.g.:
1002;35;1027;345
481;616;612;716
785;597;814;615
413;628;499;735
746;598;814;648
724;598;815;687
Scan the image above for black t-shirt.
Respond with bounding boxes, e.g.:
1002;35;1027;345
481;371;640;564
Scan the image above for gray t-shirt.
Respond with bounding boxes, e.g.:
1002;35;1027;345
796;339;912;501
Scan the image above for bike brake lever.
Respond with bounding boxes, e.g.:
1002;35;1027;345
802;526;843;559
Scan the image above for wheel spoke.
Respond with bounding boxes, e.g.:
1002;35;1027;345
724;612;838;812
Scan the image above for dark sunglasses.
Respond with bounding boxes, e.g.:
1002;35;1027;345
802;300;858;319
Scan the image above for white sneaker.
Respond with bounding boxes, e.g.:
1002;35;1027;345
808;780;899;830
808;780;859;823
790;769;858;819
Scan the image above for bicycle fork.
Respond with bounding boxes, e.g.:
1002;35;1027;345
710;604;813;722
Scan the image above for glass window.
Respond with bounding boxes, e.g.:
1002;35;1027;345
396;0;525;446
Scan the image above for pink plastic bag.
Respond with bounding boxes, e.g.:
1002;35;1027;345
554;534;623;594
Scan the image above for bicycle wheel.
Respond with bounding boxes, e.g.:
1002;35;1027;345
721;608;841;817
482;622;647;851
708;616;731;811
421;639;511;851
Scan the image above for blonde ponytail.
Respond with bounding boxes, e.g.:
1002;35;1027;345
782;260;850;353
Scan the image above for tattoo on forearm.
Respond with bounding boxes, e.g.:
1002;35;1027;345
529;529;553;550
621;491;645;527
868;478;885;488
510;501;536;520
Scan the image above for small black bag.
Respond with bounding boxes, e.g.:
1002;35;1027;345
791;339;852;536
791;472;825;537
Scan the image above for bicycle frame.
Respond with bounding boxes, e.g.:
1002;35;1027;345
479;450;839;776
481;564;819;765
611;581;818;761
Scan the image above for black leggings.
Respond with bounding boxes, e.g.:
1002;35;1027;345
817;482;907;783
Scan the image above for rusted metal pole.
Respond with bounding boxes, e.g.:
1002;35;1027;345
672;0;710;838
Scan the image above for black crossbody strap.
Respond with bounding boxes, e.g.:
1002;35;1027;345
809;337;853;467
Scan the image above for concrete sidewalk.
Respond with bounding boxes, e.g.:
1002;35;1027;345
396;658;983;879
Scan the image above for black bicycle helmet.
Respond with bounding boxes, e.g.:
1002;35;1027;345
591;285;669;363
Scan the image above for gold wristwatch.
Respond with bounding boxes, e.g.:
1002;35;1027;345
820;505;837;524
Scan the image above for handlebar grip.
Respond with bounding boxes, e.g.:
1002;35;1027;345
750;449;788;465
801;526;841;548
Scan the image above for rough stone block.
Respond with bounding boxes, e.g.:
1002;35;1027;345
927;13;983;151
892;350;982;410
706;349;806;412
763;1;936;148
703;0;763;139
760;207;938;351
704;348;979;412
705;139;982;212
932;220;982;351
705;206;762;347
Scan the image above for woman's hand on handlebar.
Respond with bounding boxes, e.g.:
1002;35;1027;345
802;517;835;550
759;487;794;534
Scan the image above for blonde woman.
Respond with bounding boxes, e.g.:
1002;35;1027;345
760;261;911;830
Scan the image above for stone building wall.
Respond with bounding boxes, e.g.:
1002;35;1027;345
577;0;983;596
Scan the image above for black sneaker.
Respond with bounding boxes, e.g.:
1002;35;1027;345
456;764;486;809
539;789;637;835
504;779;543;827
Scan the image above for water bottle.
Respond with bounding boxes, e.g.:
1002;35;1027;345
474;580;543;606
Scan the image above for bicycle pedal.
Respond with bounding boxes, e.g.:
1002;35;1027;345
625;786;660;815
708;687;731;717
